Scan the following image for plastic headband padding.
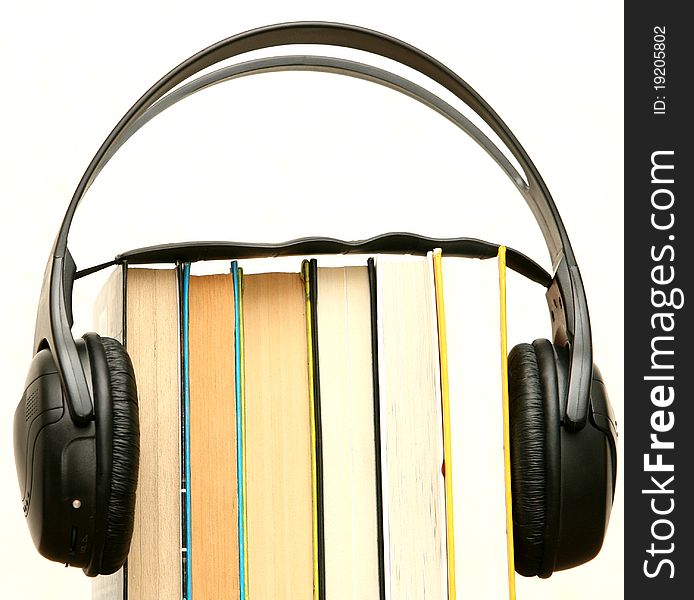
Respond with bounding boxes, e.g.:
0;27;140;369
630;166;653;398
106;235;550;287
34;21;592;429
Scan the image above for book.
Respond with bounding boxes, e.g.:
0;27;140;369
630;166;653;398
232;262;249;600
90;252;514;600
438;252;513;599
313;263;382;599
186;271;239;598
303;260;324;600
432;250;457;600
374;254;447;600
92;266;182;600
242;271;314;599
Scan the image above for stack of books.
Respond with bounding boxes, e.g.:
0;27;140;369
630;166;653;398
92;249;514;600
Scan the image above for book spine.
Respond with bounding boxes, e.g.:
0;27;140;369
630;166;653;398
232;262;248;600
180;263;193;600
432;250;457;600
498;247;517;600
303;259;326;600
367;258;387;600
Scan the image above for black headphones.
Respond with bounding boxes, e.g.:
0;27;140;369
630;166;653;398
13;21;617;580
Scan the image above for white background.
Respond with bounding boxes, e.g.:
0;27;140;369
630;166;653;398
0;1;623;598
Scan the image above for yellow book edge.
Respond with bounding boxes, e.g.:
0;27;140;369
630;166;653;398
302;260;321;600
432;249;456;600
499;246;517;600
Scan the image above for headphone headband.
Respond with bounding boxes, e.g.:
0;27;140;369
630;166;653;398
34;21;593;429
53;21;571;261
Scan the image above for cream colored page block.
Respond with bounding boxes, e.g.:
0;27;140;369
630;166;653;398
188;274;239;598
91;571;124;600
125;268;181;600
243;273;313;600
93;267;124;343
317;266;379;598
376;255;446;600
442;257;509;598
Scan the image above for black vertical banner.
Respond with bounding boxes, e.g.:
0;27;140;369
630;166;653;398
625;5;693;596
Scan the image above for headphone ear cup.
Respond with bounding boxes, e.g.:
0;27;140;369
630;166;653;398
99;336;140;574
508;343;546;577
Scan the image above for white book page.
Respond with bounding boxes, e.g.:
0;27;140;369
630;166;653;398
443;256;510;598
376;254;447;600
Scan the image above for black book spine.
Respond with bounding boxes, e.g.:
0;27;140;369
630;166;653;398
367;257;386;600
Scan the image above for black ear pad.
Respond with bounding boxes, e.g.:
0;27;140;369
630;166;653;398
100;336;140;574
508;343;547;577
530;339;562;578
83;334;140;575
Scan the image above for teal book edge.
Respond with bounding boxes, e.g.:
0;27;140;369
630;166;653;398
232;261;247;599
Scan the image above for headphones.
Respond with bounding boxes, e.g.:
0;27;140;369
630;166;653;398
13;21;617;580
